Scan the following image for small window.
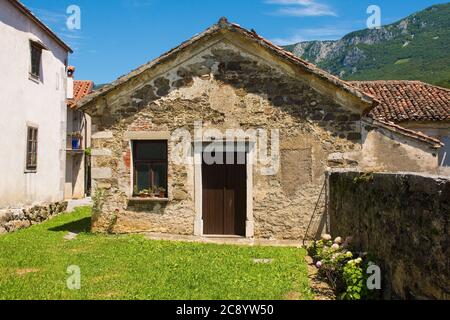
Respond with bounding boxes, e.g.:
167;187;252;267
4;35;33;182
132;141;168;197
26;127;38;171
30;42;42;78
439;136;450;167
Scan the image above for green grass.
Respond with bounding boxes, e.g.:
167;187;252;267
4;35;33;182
0;207;312;300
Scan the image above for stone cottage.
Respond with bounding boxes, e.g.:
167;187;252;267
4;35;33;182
77;18;442;240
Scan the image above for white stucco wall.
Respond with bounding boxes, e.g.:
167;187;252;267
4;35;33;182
0;0;69;208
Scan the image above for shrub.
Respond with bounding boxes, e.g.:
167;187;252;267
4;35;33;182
308;235;377;300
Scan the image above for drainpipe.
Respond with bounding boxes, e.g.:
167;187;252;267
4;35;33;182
82;111;88;197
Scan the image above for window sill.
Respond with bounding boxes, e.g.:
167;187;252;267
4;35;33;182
28;74;40;83
24;170;37;174
128;197;169;203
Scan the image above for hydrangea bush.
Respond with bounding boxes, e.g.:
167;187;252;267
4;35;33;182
308;234;377;300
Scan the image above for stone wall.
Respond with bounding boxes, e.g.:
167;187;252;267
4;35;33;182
0;201;68;234
85;40;363;239
328;170;449;299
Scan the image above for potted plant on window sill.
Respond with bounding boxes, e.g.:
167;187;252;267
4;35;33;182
137;189;152;198
71;131;83;150
157;187;166;198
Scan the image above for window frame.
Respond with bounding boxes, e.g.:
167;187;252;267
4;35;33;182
29;41;42;80
25;126;38;172
132;140;168;197
438;136;450;167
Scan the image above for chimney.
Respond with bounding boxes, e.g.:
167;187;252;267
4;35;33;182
67;66;75;99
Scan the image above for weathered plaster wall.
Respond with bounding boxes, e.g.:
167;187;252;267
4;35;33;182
329;170;449;300
328;121;441;174
401;122;450;175
0;0;68;208
360;123;439;173
85;40;363;239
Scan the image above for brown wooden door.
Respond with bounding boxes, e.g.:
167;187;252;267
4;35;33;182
202;152;246;236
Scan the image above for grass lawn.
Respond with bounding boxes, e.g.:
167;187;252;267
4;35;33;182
0;207;312;300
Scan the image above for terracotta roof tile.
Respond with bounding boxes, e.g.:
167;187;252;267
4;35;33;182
68;80;94;108
350;81;450;123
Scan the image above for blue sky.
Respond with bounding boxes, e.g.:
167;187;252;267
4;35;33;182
23;0;448;84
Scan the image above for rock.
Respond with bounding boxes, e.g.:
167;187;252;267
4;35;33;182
253;259;274;264
0;211;13;223
64;232;79;241
0;201;67;235
173;190;188;201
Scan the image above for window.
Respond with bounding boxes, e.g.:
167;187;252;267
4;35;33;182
30;42;42;78
26;127;38;171
132;141;168;197
439;136;450;167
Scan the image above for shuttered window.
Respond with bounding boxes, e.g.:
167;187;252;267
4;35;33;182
26;127;38;171
30;42;42;78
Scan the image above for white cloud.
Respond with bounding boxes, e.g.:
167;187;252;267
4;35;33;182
266;0;337;17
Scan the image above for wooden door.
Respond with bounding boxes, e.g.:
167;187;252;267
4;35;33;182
202;152;246;236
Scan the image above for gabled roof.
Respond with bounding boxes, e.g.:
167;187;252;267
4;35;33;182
7;0;73;53
68;81;94;109
350;81;450;123
77;17;377;109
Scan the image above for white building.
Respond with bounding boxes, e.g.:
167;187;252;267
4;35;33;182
0;0;72;209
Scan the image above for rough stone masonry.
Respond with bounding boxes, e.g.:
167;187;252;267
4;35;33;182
328;170;449;300
79;22;439;240
0;202;67;234
84;40;362;239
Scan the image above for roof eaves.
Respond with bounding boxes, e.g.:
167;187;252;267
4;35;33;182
77;23;222;109
363;117;443;148
8;0;73;53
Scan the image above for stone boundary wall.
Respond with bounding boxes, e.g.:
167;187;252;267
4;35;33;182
328;170;449;300
0;202;68;234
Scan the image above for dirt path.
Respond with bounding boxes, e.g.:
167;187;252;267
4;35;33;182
305;256;336;300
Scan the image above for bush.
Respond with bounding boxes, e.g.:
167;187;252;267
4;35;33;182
308;235;376;300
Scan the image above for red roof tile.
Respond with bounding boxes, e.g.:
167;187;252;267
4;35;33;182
68;80;94;108
350;81;450;123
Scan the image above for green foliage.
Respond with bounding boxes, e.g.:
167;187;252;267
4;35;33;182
341;260;365;300
308;235;377;300
84;147;92;156
284;3;450;88
0;207;313;300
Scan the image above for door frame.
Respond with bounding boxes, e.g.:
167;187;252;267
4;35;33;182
194;141;255;238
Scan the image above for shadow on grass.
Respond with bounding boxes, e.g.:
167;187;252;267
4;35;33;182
48;217;92;233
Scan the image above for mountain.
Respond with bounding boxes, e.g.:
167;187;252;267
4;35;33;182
93;83;108;91
283;3;450;88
